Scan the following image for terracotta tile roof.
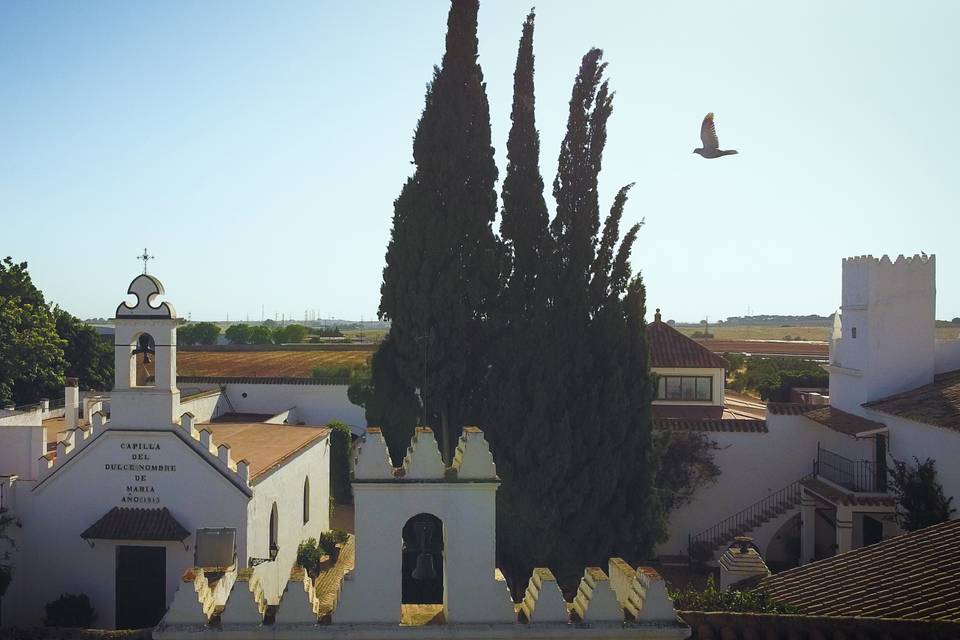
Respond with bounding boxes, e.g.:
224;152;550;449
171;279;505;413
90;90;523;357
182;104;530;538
653;405;725;420
802;405;886;435
758;519;960;621
768;403;886;436
863;369;960;432
799;477;895;507
81;507;189;541
199;420;328;481
679;610;960;640
648;320;729;369
178;376;343;386
655;419;768;433
767;403;806;415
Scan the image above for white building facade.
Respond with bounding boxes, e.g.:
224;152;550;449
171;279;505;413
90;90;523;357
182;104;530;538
0;274;332;629
658;254;960;569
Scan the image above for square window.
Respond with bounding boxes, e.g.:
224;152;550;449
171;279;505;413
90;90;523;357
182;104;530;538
666;377;682;400
696;377;712;401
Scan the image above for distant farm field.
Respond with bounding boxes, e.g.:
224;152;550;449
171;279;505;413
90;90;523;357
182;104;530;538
177;350;370;378
674;324;960;342
674;325;830;341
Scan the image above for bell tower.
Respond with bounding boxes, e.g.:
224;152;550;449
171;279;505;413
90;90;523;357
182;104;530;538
110;274;180;428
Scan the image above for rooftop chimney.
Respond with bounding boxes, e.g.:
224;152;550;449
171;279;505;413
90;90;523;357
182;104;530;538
719;536;770;591
64;378;80;429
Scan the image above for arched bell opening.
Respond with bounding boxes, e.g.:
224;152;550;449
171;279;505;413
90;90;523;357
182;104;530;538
130;333;156;387
401;513;444;606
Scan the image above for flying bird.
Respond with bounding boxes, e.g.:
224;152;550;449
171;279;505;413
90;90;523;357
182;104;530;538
694;112;738;158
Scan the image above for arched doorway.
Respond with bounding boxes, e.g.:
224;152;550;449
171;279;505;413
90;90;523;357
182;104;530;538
401;513;443;604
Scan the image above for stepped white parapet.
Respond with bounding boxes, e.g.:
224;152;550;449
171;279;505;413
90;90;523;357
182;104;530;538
220;572;265;625
162;572;210;625
402;427;446;479
573;567;623;622
632;567;675;622
276;569;318;624
353;427;394;480
451;426;498;480
521;568;569;623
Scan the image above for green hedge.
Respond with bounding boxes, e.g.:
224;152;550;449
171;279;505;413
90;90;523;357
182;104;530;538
328;420;352;504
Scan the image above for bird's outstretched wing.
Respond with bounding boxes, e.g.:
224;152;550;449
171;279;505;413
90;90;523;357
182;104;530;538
700;112;720;150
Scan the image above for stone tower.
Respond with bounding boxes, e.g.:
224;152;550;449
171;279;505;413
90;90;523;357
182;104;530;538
830;254;935;415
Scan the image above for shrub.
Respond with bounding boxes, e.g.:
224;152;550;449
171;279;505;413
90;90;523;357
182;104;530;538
296;538;323;577
670;575;798;613
888;457;955;531
44;593;97;628
319;529;349;559
328;420;353;504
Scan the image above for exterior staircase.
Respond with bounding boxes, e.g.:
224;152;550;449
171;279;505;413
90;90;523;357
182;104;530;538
688;475;813;559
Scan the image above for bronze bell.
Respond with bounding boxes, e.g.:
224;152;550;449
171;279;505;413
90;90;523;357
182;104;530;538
412;551;437;581
411;521;438;581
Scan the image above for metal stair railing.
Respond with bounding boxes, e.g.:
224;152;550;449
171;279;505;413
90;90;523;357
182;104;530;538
688;474;814;558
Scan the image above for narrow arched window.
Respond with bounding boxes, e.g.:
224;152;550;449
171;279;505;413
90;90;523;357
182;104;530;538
303;477;310;524
269;503;279;560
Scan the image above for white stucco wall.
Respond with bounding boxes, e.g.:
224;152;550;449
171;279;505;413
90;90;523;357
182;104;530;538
866;409;960;503
0;423;45;480
656;415;874;556
221;384;364;431
341;481;512;623
246;437;331;604
178;390;227;424
4;429;250;628
935;339;960;374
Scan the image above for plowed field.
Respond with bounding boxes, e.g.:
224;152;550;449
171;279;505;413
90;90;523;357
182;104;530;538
177;350;369;378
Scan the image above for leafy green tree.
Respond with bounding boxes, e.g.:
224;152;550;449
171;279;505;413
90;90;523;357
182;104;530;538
888;457;955;531
224;324;251;345
0;258;66;406
377;0;503;461
53;308;113;392
274;324;309;344
247;325;273;345
653;429;722;514
178;322;221;346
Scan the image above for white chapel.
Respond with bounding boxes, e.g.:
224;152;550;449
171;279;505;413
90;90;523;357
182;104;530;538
0;274;333;629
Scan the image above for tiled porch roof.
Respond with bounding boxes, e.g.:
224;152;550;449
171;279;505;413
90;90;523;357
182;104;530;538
768;403;886;436
800;477;895;508
81;507;190;541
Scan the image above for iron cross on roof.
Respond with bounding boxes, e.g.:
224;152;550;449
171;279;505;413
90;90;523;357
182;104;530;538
138;248;154;275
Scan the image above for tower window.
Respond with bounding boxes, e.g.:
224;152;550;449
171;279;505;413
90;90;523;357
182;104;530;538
851;327;857;339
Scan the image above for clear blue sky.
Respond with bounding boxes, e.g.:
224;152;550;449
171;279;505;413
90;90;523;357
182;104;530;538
1;1;957;322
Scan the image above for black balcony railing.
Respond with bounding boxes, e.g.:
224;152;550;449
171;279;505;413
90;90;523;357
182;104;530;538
815;444;886;493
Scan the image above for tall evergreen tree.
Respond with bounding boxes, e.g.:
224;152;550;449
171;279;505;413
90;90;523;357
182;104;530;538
499;10;550;318
378;0;501;461
486;47;662;594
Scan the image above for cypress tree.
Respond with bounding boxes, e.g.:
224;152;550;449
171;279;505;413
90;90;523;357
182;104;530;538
499;10;550;318
377;0;502;461
487;47;662;594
